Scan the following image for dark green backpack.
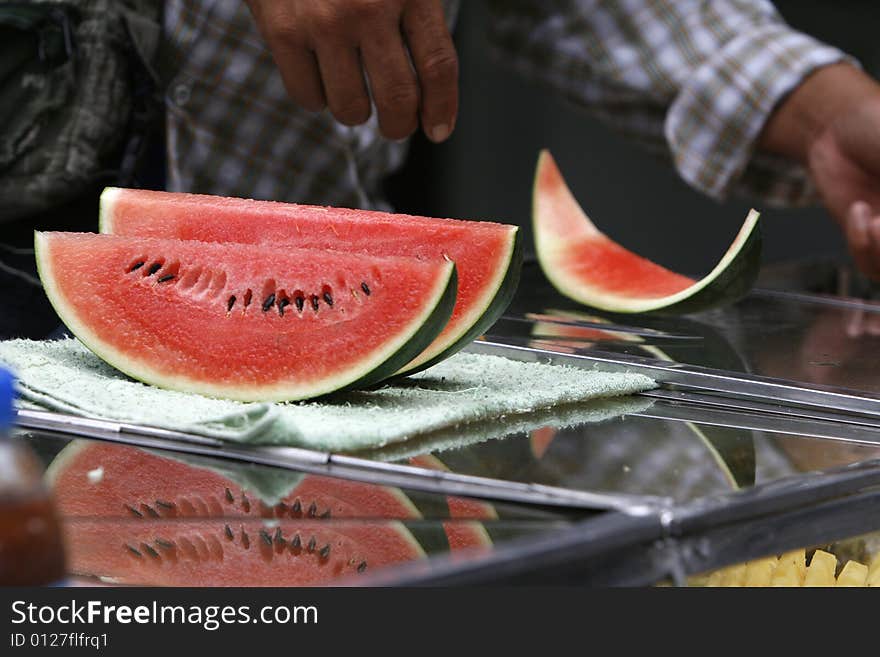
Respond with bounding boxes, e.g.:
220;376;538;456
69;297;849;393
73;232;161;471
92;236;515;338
0;0;161;223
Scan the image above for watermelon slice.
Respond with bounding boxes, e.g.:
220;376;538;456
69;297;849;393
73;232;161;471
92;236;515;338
47;441;426;586
99;188;522;375
533;151;762;314
35;232;457;402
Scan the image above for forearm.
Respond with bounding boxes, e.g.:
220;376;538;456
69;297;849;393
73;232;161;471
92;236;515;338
758;63;880;165
488;0;850;204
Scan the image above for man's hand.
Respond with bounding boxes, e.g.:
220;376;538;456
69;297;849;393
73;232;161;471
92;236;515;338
809;97;880;281
760;63;880;280
244;0;459;142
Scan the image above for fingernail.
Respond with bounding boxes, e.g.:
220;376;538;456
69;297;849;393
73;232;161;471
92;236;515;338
429;124;450;143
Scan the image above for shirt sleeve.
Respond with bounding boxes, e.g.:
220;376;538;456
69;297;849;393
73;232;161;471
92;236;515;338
487;0;852;206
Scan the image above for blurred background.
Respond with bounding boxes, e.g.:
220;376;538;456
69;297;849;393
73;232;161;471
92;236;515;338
388;0;880;275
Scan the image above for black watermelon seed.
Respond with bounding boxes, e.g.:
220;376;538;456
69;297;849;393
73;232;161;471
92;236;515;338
319;544;331;560
143;505;160;518
129;262;145;273
126;544;143;558
357;561;368;573
155;499;174;510
291;534;302;550
147;263;162;276
307;537;316;553
310;295;320;312
292;499;302;516
158;274;175;283
262;294;276;312
155;538;175;550
274;527;284;545
259;530;273;546
142;544;160;559
294;296;305;312
241;529;250;549
227;296;236;312
224;525;234;540
225;488;234;503
323;292;333;307
361;282;371;296
124;504;143;518
320;509;332;519
278;298;290;316
308;502;317;518
241;494;251;512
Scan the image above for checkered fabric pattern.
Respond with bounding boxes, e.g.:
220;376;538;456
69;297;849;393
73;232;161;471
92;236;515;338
163;0;849;209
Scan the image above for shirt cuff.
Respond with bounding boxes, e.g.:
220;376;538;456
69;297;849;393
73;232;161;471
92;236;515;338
665;24;851;205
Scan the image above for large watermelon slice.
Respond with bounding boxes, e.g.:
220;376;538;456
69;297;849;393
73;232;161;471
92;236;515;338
99;188;522;375
46;441;426;586
35;232;457;402
533;151;761;314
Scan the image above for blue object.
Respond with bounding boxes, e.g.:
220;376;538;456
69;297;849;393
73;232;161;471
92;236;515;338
0;367;16;431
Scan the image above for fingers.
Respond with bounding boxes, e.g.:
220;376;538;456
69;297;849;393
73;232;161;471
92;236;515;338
249;0;459;141
845;308;880;338
845;201;880;281
360;28;420;140
845;308;865;338
361;0;459;142
269;43;327;113
315;43;372;126
403;0;459;143
247;2;327;112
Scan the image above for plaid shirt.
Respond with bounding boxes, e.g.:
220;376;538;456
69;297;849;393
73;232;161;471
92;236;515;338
163;0;848;210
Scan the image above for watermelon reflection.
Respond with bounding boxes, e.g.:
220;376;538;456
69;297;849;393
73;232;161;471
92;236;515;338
48;441;491;586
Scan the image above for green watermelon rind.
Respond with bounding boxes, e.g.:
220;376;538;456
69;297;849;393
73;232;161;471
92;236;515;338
34;232;458;402
396;228;523;376
532;152;763;315
346;265;459;389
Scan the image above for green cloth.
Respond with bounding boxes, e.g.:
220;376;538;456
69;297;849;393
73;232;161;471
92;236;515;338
0;339;656;452
364;396;655;463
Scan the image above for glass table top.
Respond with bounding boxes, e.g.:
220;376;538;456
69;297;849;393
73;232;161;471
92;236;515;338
7;259;880;586
503;260;880;397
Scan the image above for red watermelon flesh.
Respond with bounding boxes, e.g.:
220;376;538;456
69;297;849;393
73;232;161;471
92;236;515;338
533;151;761;313
529;426;558;460
46;442;426;586
100;188;521;374
35;232;457;401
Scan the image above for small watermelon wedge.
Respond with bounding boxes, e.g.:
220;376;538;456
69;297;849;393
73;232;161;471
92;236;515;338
99;188;522;375
35;232;457;402
533;151;761;314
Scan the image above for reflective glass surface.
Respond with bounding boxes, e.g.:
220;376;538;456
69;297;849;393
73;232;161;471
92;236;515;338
7;261;880;586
